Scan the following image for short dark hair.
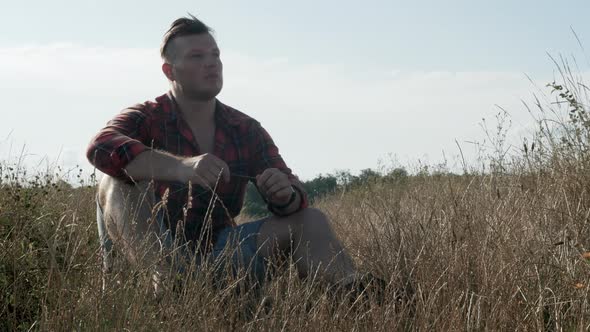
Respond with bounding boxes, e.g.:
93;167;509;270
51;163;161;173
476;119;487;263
160;14;213;62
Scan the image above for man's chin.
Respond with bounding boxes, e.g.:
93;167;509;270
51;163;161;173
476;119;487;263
187;87;222;101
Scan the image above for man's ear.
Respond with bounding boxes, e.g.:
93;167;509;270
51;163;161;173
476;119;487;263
162;63;174;81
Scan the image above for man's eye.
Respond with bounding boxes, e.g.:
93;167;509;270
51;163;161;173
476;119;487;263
191;54;204;58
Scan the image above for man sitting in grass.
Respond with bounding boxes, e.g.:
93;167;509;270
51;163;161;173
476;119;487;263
87;14;383;299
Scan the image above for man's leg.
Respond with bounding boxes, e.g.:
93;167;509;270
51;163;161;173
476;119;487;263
98;176;173;294
256;208;357;284
96;198;114;291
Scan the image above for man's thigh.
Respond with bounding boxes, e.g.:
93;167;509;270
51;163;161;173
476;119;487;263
254;208;317;258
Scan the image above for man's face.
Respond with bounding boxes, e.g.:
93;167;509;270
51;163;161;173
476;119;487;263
167;33;223;101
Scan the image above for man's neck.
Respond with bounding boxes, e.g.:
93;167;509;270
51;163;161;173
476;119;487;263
171;90;216;124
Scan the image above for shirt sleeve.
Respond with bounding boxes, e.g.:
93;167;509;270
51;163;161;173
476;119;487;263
86;105;152;180
248;121;309;214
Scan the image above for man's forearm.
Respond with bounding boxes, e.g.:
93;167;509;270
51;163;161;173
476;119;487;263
124;149;185;182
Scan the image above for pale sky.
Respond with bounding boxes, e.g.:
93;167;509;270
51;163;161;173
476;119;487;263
2;0;590;181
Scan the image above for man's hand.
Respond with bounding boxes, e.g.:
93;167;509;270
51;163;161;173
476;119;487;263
256;168;294;206
178;153;230;188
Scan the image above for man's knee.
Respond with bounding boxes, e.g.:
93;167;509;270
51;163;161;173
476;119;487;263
97;176;157;243
98;176;153;208
303;207;328;221
273;208;332;250
99;177;156;225
258;208;338;260
291;207;332;232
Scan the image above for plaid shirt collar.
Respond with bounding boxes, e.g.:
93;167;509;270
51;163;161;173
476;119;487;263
158;91;243;129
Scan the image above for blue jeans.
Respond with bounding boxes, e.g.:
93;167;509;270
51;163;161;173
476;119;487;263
210;219;268;283
96;199;268;283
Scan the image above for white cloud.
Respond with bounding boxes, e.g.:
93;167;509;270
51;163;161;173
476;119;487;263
0;43;579;180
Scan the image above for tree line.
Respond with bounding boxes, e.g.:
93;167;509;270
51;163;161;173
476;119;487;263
242;167;409;217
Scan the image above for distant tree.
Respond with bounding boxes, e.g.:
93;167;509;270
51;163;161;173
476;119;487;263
302;174;338;203
333;170;358;187
384;167;408;182
241;167;396;216
356;168;381;185
388;167;408;178
242;173;339;216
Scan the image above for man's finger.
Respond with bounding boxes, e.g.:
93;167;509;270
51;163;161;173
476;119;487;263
271;186;293;205
221;164;230;183
207;156;231;183
205;172;219;188
267;181;290;198
256;168;275;189
207;167;223;184
205;154;230;183
261;170;284;190
192;173;214;188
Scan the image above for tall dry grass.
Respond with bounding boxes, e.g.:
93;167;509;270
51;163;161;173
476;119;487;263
2;59;590;331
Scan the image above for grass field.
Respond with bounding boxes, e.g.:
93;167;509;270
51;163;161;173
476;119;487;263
2;66;590;330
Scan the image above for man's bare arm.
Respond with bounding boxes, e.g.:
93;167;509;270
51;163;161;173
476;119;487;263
123;149;185;182
124;150;230;186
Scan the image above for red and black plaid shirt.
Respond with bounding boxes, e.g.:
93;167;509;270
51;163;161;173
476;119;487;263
87;92;307;247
